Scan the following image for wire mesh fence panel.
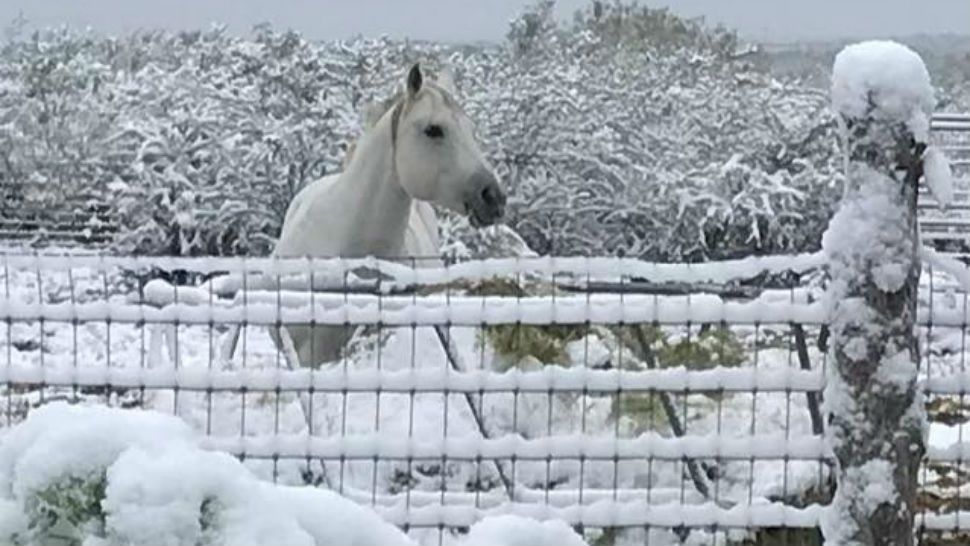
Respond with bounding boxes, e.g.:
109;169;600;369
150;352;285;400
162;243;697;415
3;254;970;543
0;252;834;546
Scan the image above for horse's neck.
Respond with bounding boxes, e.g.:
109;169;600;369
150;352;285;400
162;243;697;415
333;124;412;257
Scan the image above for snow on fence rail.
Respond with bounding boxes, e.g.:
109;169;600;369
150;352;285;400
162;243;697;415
0;363;826;394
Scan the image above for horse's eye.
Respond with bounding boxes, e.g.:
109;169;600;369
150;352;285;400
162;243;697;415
424;124;444;139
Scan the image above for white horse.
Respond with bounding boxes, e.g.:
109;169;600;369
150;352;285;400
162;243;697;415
269;63;505;368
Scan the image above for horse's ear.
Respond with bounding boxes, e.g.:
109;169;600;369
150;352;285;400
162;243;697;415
406;63;423;97
437;66;458;97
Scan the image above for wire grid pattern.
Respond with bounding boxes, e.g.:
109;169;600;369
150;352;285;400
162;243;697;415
0;252;966;545
917;113;970;543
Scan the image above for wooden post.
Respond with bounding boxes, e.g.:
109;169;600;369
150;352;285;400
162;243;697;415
821;41;931;545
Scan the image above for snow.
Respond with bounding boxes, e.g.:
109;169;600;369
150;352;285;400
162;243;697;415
874;348;919;392
0;402;195;498
921;246;970;293
464;516;587;546
821;459;897;541
0;403;589;546
922;146;955;209
0;291;830;327
0;362;825;393
822;165;914;296
3;252;824;288
831;40;934;141
374;500;822;530
201;431;828;461
854;459;897;515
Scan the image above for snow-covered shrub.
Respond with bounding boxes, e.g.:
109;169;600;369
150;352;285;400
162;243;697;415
3;2;966;260
472;1;846;261
0;403;590;546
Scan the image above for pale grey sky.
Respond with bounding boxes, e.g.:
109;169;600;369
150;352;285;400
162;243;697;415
1;0;968;44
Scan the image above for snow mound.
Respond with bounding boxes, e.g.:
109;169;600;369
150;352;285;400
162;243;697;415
831;40;934;141
0;403;588;546
464;515;589;546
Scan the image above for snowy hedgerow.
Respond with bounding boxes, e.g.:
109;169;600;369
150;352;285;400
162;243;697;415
8;2;960;261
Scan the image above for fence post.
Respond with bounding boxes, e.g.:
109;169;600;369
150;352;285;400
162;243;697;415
821;41;932;545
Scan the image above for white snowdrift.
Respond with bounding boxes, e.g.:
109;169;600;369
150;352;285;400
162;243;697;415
0;403;588;546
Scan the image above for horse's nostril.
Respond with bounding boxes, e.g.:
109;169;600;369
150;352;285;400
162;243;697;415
481;186;495;206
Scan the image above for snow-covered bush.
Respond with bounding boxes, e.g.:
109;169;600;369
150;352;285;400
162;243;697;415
3;2;965;260
472;1;846;261
0;402;589;546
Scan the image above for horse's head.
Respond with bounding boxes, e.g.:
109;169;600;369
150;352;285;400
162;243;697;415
390;63;506;227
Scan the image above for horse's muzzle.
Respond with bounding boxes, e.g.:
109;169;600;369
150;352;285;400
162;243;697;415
465;170;506;227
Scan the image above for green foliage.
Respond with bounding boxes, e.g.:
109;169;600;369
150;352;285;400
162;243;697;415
467;277;590;369
199;495;222;543
15;470;225;546
24;472;107;545
464;277;529;298
610;390;666;433
611;324;746;370
659;325;746;370
483;323;589;369
589;527;621;546
607;324;746;432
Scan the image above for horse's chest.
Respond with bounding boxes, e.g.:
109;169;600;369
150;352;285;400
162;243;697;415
278;199;407;259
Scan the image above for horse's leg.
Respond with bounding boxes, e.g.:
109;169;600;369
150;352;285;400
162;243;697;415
221;324;242;362
278;324;354;369
274;325;333;489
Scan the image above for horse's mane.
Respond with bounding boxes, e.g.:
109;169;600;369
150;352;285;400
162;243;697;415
342;89;404;169
364;90;405;129
341;73;453;169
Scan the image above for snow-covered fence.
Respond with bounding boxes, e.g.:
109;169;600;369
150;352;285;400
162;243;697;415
0;251;832;544
4;248;970;545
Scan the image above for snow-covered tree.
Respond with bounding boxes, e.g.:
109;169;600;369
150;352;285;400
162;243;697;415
1;2;966;259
